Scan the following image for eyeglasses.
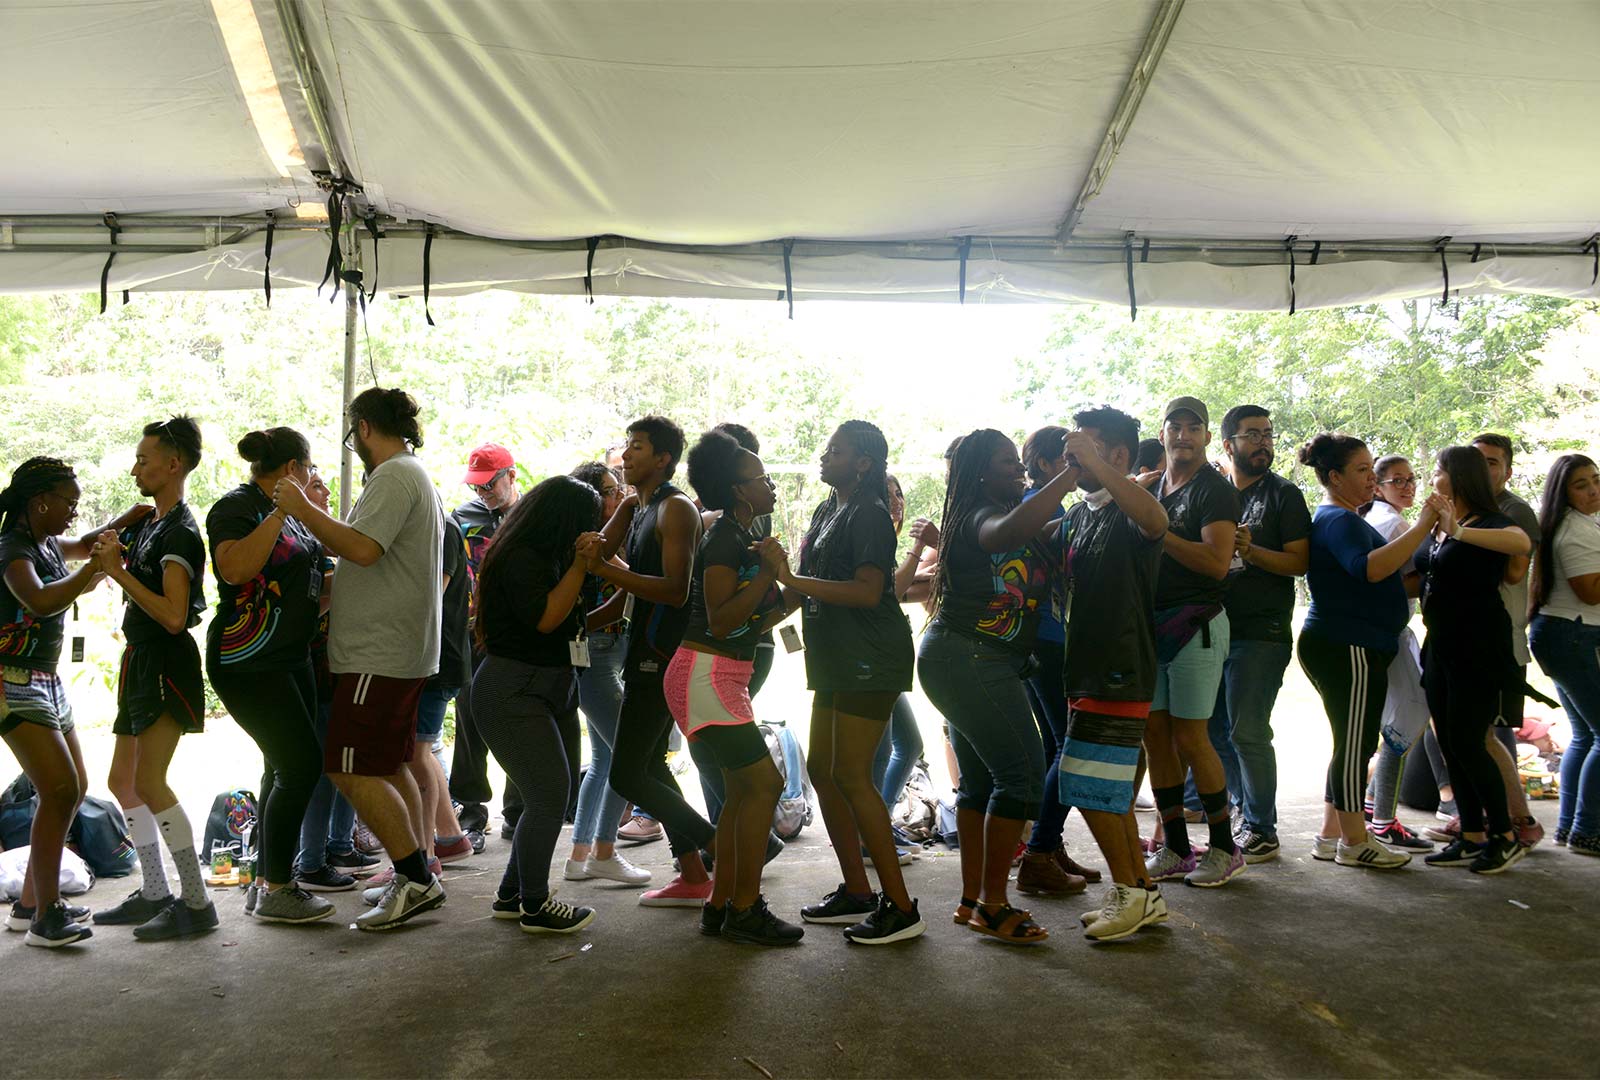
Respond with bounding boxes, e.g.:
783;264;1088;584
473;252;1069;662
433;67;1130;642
1380;476;1417;488
42;491;79;514
342;427;357;451
1229;431;1276;446
471;468;510;495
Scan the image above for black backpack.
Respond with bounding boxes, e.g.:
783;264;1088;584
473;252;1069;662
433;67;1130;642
69;796;136;877
200;789;257;865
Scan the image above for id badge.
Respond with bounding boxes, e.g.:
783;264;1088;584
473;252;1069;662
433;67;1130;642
805;598;821;617
569;638;591;668
622;594;636;622
779;625;803;654
71;636;85;663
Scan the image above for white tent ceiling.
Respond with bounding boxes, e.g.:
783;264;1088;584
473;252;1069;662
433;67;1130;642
2;0;1597;310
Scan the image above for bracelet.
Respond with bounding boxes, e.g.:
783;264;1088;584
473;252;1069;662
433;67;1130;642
1450;522;1464;540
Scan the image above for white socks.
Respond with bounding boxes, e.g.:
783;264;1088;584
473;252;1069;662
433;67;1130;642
154;804;208;910
125;805;171;901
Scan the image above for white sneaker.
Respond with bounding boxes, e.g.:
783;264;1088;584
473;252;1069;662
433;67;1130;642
1335;834;1412;870
1080;886;1120;927
355;873;446;931
1084;884;1168;942
1311;835;1338;861
583;854;652;885
563;859;592;881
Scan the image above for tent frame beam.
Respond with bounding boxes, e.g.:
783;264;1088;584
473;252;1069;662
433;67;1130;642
1056;0;1186;241
273;0;355;186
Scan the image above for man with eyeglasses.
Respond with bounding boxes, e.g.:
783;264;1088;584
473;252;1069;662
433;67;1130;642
1204;404;1311;865
448;444;521;852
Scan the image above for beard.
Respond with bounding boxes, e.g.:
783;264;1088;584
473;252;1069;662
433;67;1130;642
1236;450;1273;478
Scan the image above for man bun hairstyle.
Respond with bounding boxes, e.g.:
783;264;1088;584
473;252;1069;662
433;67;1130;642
349;387;424;448
1297;433;1367;484
1072;406;1141;462
146;416;203;471
237;427;311;477
686;429;749;514
628;415;686;477
0;457;76;534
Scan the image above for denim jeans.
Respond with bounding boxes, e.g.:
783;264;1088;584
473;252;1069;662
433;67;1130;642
871;693;925;808
1021;641;1071;852
917;623;1043;821
1530;614;1600;836
297;698;357;872
572;632;631;847
1190;637;1291;834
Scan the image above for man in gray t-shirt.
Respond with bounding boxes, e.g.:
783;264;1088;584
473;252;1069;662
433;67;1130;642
275;386;449;930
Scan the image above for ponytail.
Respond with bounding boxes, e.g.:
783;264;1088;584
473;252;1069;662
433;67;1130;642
237;427;310;477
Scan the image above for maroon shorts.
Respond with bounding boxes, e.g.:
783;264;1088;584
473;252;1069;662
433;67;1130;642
327;672;425;777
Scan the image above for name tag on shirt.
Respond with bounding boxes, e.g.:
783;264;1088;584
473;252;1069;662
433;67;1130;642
806;598;821;617
569;638;591;668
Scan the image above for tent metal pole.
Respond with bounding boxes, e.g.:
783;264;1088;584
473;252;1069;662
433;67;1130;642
273;0;353;182
338;224;359;518
1055;0;1186;241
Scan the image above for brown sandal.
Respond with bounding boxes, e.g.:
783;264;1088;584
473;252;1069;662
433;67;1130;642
953;896;978;925
968;902;1049;945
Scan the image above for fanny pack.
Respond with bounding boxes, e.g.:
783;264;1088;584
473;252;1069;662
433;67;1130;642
1154;603;1222;664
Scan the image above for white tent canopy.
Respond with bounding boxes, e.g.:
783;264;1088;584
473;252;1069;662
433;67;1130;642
3;0;1597;310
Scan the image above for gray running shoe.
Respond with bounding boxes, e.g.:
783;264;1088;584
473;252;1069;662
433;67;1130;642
254;886;336;924
356;873;445;932
1184;844;1245;888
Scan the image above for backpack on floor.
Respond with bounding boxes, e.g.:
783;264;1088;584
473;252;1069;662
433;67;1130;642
890;763;941;844
69;795;135;878
761;723;814;840
936;796;960;849
0;774;35;850
201;789;257;866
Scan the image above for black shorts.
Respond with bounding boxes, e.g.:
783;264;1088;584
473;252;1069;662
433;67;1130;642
114;635;205;737
689;721;771;773
812;689;899;724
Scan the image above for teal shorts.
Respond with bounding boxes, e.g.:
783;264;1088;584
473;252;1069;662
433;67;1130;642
1152;610;1230;720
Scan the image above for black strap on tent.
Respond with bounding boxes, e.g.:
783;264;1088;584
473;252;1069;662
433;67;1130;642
782;239;795;320
1471;243;1482;264
1285;236;1298;315
1123;234;1137;321
99;213;123;314
957;237;972;304
422;224;436;326
1437;240;1450;303
363;213;381;302
584;236;600;304
1586;234;1599;285
317;190;344;302
1310;240;1322;265
1140;237;1150;263
262;219;275;307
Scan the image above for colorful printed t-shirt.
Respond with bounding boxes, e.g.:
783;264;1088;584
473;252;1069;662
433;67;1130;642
206;482;323;671
934;506;1051;656
0;531;69;672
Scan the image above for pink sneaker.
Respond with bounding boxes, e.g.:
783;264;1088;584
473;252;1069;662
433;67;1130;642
434;836;473;864
638;875;713;908
1515;817;1546;849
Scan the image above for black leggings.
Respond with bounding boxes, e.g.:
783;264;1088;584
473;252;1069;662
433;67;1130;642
209;659;321;884
609;662;715;858
449;652;523;832
1297;630;1392;814
1424;648;1512;836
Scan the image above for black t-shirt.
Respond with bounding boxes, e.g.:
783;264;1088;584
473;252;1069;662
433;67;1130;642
624;483;695;669
119;502;207;645
682;516;783;661
1222;472;1311;643
1059;499;1163;701
205;483;324;671
1414;511;1519;679
479;548;580;667
1155;465;1240;608
0;531;69;672
432;517;471;689
933;507;1050;655
797;496;913;693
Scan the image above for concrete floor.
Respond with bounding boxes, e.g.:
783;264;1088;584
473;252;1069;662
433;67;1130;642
4;797;1597;1080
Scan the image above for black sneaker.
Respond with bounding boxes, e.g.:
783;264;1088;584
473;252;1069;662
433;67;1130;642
296;864;358;892
134;898;220;941
1237;830;1281;865
1470;835;1528;876
491;893;522;920
765;832;785;865
1424;838;1484;867
465;829;487;856
520;895;595;935
800;884;878;925
843;896;926;946
24;901;93;948
722;897;804;946
1372;820;1434;853
700;901;727;937
93;889;166;927
8;900;91;932
327;849;383;876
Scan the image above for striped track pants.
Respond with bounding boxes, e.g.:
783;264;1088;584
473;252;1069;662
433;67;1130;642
1297;629;1395;813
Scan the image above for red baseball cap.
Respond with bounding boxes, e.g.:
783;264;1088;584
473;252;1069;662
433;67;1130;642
462;443;514;485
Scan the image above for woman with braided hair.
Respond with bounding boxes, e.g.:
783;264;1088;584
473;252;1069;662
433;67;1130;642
1;457;151;947
917;428;1079;945
761;420;925;945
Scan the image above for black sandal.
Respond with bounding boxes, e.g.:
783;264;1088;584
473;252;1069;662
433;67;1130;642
953;896;978;925
968;902;1048;945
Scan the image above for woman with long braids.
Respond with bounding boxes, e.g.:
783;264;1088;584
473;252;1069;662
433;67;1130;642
1528;454;1600;854
472;476;605;934
206;428;335;925
92;418;220;941
1;457;148;946
1415;447;1533;874
668;430;799;945
764;420;925;945
917;429;1078;944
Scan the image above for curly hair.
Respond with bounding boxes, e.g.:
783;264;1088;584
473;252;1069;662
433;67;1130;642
686;429;749;514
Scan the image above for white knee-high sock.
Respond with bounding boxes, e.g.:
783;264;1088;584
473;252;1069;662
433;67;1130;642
153;804;208;910
124;805;171;901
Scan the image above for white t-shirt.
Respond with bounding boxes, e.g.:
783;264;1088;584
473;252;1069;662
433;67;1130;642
1364;501;1417;616
329;452;445;679
1540;511;1600;623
